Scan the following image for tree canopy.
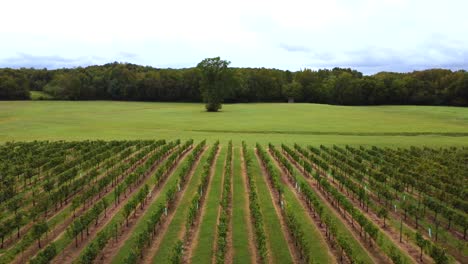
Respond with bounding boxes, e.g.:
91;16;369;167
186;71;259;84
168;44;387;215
197;57;233;112
0;62;467;106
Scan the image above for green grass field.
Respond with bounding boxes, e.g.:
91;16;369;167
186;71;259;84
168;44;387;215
1;101;467;146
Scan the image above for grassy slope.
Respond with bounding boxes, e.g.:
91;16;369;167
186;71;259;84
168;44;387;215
1;101;467;146
231;147;251;263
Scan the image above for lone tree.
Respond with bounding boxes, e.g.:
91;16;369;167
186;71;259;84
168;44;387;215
197;57;233;112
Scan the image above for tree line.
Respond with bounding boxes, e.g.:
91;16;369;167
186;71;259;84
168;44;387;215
0;62;466;106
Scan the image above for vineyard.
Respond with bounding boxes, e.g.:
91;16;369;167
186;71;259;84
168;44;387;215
0;140;466;264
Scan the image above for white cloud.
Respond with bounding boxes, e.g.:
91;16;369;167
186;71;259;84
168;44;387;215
0;0;467;73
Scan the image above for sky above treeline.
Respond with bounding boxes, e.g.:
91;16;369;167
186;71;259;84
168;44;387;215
1;0;467;74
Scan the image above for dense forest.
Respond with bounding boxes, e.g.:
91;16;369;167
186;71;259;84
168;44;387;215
0;62;467;106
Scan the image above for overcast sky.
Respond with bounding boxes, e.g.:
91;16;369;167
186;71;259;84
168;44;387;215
1;0;467;74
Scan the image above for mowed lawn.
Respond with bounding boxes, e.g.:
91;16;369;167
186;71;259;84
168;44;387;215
0;101;467;146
